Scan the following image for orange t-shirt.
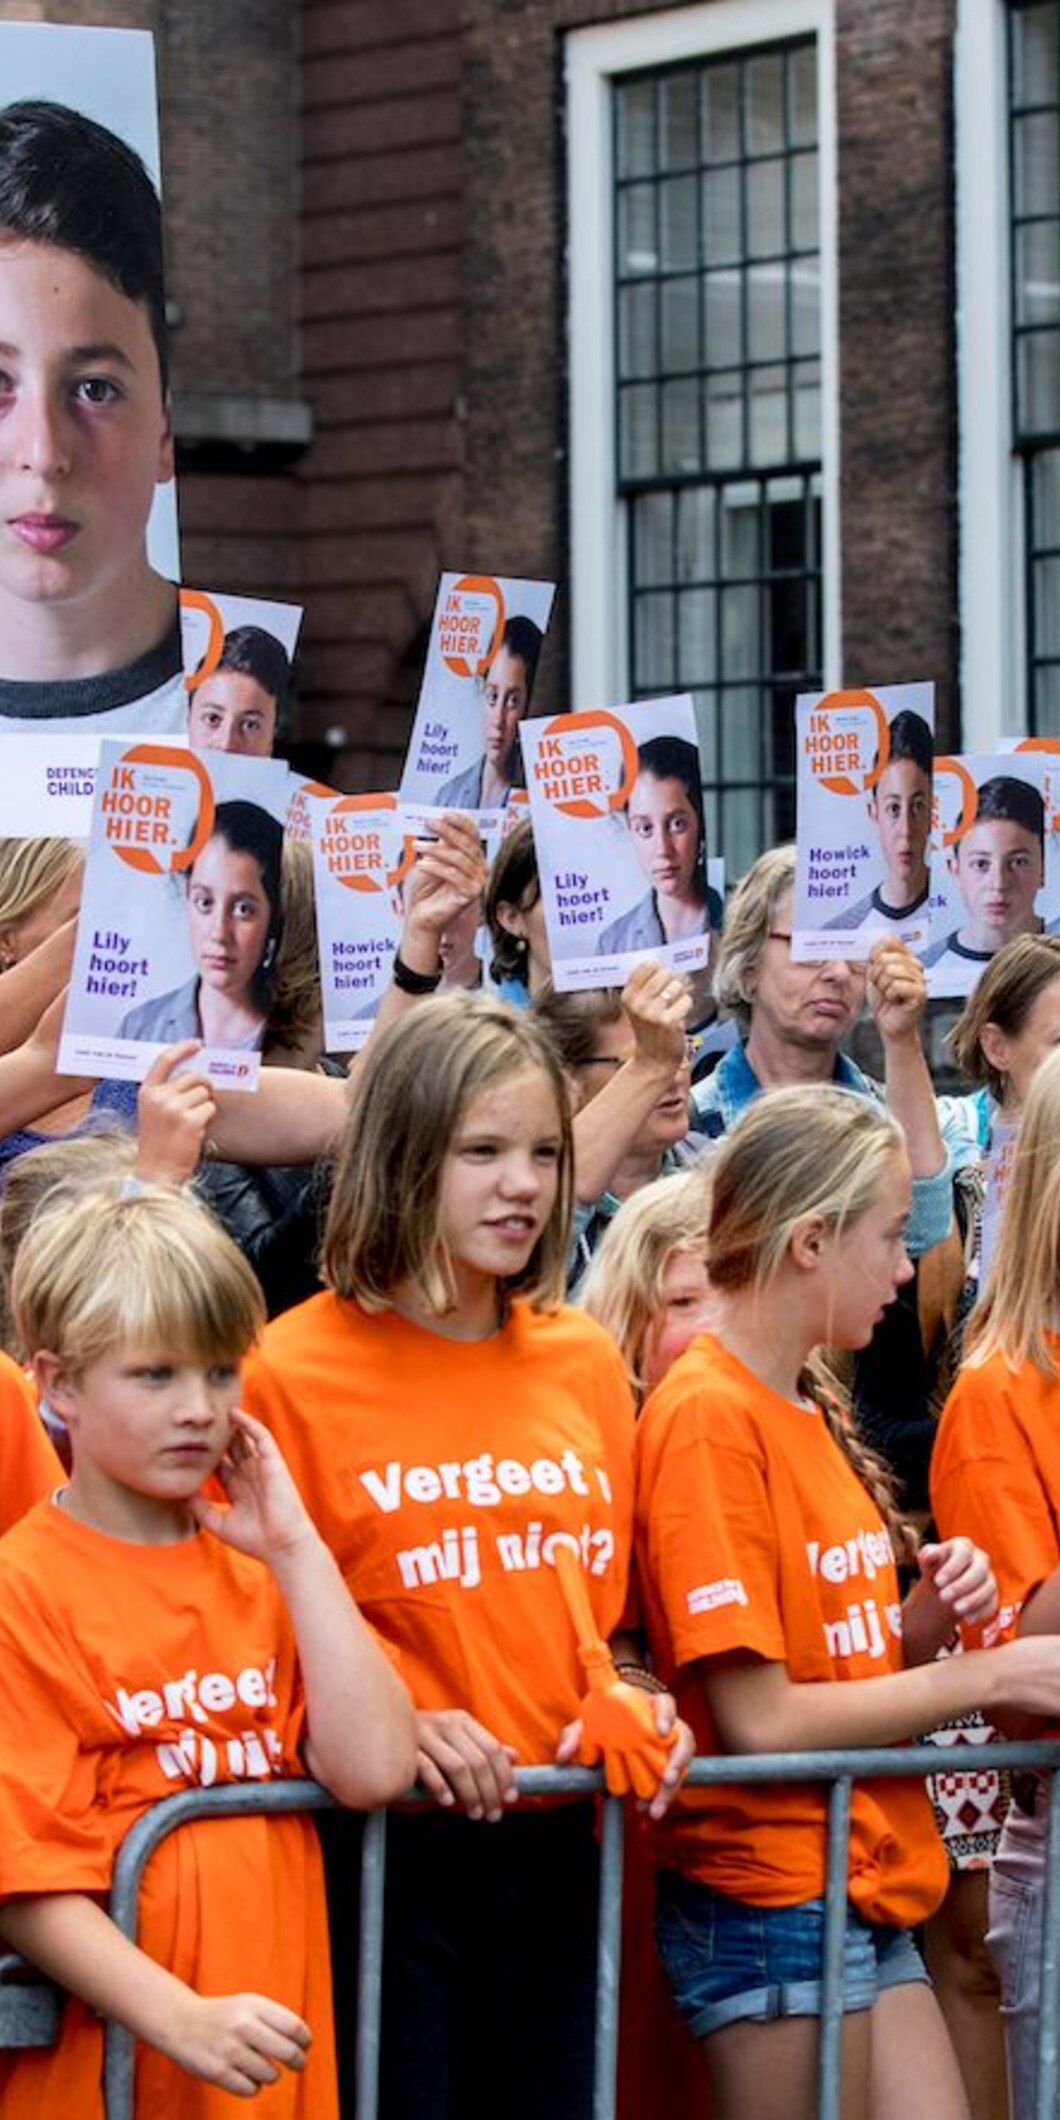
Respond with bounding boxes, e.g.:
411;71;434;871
242;1293;635;1762
635;1333;948;1927
931;1346;1060;1647
0;1500;335;2120
0;1349;60;1535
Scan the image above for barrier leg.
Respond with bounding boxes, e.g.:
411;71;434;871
593;1795;624;2120
1035;1774;1060;2120
355;1808;387;2120
818;1776;852;2120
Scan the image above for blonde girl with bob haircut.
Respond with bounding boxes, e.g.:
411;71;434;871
933;1045;1060;2118
242;993;688;2120
635;1085;1060;2120
0;1186;415;2120
578;1168;714;1402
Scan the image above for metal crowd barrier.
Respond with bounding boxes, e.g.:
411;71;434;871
5;1740;1060;2118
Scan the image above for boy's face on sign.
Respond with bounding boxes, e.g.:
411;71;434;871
868;757;931;901
949;818;1044;952
188;670;278;756
0;238;172;630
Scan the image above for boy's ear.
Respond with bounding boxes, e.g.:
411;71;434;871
31;1351;76;1418
156;400;175;487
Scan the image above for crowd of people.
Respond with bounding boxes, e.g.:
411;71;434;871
0;75;1058;2120
0;799;1058;2120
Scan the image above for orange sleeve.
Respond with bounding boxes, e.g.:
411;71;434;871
641;1389;789;1672
0;1613;112;1901
0;1353;61;1537
931;1363;1060;1647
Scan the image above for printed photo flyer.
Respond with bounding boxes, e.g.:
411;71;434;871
921;749;1055;998
308;792;415;1049
60;742;290;1089
520;693;715;992
399;574;555;831
793;683;935;960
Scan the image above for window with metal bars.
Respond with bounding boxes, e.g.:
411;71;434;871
1009;1;1060;733
613;38;823;875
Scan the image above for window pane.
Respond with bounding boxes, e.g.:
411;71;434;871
660;175;698;271
659;70;697;170
661;378;701;475
633;492;674;587
676;486;716;580
747;158;785;258
1033;661;1060;733
704;269;742;368
615;80;656;179
789;43;817;146
1033;447;1060;547
1035;554;1060;652
617;184;658;275
1015;220;1060;328
678;588;718;683
747;264;786;361
634;592;675;687
1012;5;1059;110
619;382;658;480
618;282;658;380
704;372;744;467
702;60;740;163
702;164;741;265
791;150;819;249
746;52;785;155
1017;329;1060;437
791;257;821;355
793;358;822;459
661;276;700;370
1014;111;1060;218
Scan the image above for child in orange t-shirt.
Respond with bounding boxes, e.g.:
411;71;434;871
0;1343;60;1529
241;993;690;2120
0;1186;415;2120
932;1045;1060;2118
634;1085;1060;2120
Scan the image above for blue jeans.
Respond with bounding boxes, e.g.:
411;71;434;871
987;1786;1052;2120
656;1870;930;2040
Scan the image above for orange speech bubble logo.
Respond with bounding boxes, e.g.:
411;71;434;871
534;710;641;820
103;745;216;876
179;588;226;694
933;756;979;849
438;575;506;680
322;793;416;894
803;690;890;796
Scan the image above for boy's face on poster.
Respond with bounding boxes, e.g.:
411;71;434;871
482;645;529;773
868;758;930;897
0;238;172;625
188;670;278;756
187;837;272;1006
628;771;701;903
949;818;1044;951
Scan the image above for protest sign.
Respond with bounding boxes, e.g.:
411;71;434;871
520;694;714;992
921;750;1055;998
308;792;415;1049
60;744;289;1090
399;574;555;831
182;590;302;758
793;683;935;959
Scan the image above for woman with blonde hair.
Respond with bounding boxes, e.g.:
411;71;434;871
241;994;687;2119
0;837;83;971
933;1046;1060;2119
636;1084;1060;2120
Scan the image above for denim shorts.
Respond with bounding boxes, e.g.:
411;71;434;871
655;1870;931;2039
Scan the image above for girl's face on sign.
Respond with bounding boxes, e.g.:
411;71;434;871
187;836;271;1004
628;773;702;904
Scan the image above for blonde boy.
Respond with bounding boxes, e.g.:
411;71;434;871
0;1187;414;2118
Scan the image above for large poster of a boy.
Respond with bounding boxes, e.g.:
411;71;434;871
0;24;181;734
921;754;1053;996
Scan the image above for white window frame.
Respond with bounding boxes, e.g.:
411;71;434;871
565;0;840;715
955;0;1023;745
